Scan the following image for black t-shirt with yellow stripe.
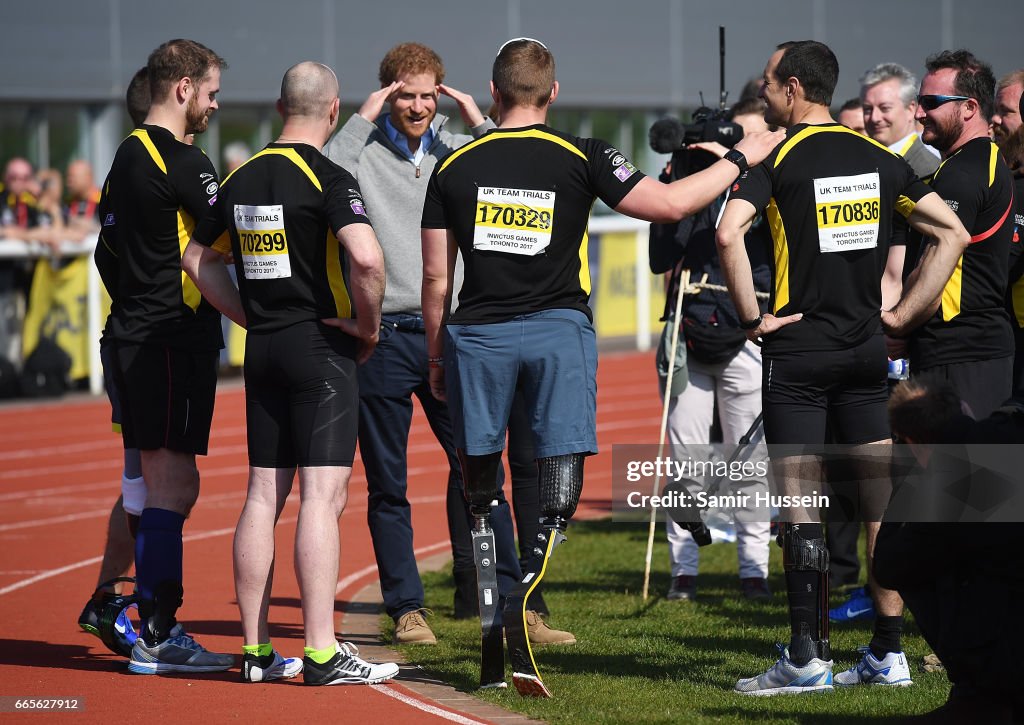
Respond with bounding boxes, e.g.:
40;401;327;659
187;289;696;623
98;124;223;350
730;123;930;355
907;137;1014;367
192;142;370;334
421;124;644;324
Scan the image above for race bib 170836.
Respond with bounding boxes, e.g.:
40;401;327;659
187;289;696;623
234;204;291;279
812;172;881;253
473;186;555;256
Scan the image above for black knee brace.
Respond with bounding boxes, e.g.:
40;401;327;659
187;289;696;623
538;454;585;527
458;450;503;515
782;523;829;573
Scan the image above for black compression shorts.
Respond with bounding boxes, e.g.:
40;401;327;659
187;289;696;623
762;334;889;445
244;320;358;468
114;342;218;454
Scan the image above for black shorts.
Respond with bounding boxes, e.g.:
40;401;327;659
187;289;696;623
914;356;1013;420
100;337;122;433
114;342;218;454
762;334;888;445
244;320;358;468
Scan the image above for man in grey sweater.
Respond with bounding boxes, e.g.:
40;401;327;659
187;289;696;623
325;42;573;645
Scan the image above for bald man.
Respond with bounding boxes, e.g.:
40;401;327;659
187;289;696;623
183;61;396;686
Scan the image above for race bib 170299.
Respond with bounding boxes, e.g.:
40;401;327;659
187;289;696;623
812;172;881;253
234;204;291;279
473;186;555;256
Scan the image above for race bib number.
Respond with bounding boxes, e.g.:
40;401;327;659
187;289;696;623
813;172;881;253
234;204;291;279
473;187;555;256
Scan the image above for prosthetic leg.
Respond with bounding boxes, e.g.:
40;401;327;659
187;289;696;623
504;454;584;698
780;523;831;664
458;451;508;689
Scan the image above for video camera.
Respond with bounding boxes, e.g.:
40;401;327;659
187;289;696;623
648;110;743;178
647;26;743;179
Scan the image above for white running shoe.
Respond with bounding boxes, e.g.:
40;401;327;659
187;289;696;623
834;647;912;687
242;649;304;683
735;646;834;696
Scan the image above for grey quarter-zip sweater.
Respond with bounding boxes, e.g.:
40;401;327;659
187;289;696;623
324;112;493;315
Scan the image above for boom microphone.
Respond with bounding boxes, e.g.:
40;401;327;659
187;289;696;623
648;117;686;153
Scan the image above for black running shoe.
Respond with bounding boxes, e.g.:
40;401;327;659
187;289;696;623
302;642;399;686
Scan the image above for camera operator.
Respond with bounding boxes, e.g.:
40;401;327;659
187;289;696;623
651;98;774;602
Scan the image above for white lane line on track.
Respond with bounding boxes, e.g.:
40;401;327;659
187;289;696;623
0;495;447;597
369;684;491;725
0;491;245;532
0;462;448;503
334;540;450;596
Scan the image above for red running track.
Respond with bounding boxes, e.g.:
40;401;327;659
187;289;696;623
0;350;661;723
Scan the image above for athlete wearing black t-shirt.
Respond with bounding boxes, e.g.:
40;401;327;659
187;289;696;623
718;40;968;697
99;38;234;676
184;61;394;687
904;54;1016;418
421;38;783;697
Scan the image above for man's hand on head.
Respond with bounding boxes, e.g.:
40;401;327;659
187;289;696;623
438;84;485;128
358;80;404;122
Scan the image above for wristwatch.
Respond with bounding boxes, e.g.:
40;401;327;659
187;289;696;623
739;314;763;330
723;148;749;174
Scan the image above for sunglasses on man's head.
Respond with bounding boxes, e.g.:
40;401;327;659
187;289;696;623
917;94;971;111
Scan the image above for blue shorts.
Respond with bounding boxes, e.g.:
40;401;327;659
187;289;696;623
445;309;597;458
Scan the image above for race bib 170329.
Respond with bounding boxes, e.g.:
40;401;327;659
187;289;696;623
812;172;881;253
473;186;555;256
234;204;291;279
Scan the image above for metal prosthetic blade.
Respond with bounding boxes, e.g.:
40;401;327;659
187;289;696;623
504;526;566;698
472;525;505;688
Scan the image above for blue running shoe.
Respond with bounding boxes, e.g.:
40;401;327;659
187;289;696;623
735;644;834;696
829;587;875;623
113;603;139;648
835;646;912;686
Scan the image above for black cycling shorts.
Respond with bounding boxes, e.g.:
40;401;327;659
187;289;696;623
762;334;889;445
114;341;218;454
244;320;358;468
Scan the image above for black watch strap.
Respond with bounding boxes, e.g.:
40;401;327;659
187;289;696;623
723;148;749;174
738;314;763;330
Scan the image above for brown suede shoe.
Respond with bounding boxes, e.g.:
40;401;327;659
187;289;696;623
394;608;437;645
525;610;576;645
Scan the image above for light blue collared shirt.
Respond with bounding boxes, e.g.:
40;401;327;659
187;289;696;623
384;115;435;166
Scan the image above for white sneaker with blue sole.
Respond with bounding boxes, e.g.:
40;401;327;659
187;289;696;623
735;645;834;696
834;647;912;687
242;650;304;682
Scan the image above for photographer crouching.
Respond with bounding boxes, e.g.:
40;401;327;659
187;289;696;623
877;380;1024;723
651;98;775;602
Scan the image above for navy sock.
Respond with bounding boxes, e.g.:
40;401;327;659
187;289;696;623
135;507;185;637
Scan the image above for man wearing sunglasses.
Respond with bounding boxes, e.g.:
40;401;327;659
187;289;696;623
901;50;1015;421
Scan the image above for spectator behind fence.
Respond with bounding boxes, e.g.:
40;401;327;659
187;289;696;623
0;158;39;373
